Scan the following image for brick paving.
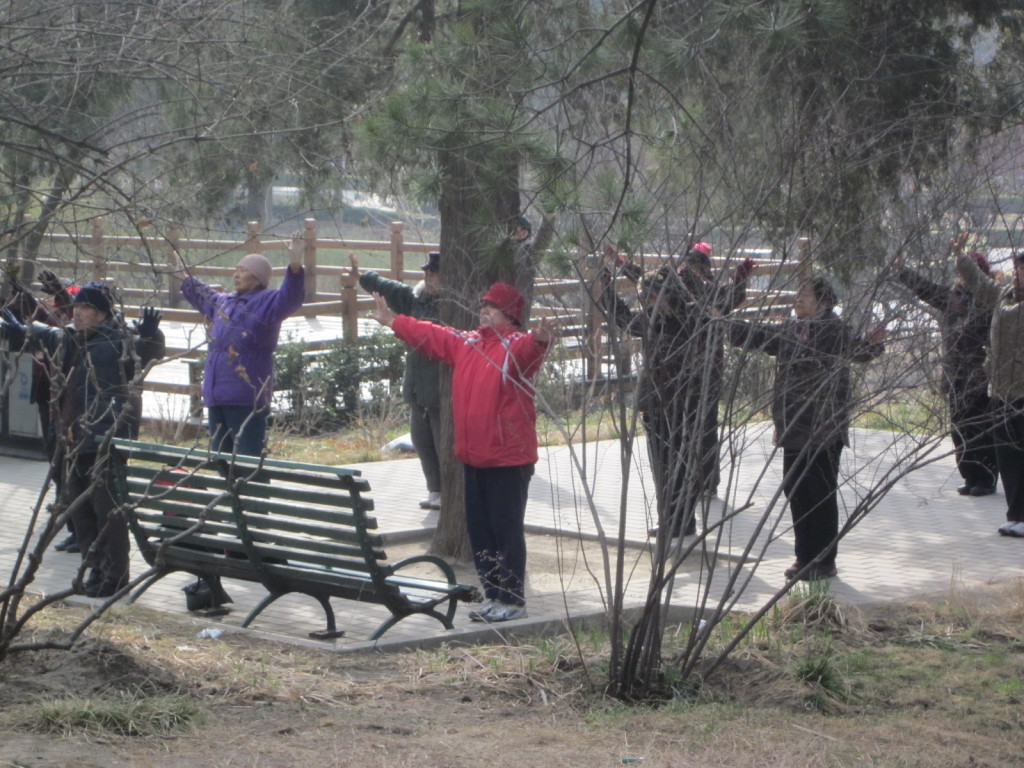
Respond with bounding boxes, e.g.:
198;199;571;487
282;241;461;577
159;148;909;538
1;426;1020;653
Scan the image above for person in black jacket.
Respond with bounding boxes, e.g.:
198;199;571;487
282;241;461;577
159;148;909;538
6;269;81;551
730;276;886;581
895;251;999;496
600;246;752;541
351;251;445;510
676;243;754;499
2;283;165;597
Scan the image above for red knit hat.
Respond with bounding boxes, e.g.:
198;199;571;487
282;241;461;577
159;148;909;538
480;282;525;326
691;241;712;256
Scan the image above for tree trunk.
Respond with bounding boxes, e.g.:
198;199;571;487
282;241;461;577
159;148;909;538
429;148;521;561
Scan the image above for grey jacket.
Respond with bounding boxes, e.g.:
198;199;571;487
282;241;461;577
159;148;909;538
957;255;1024;402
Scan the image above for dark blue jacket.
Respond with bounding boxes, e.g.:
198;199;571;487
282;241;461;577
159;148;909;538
26;318;165;453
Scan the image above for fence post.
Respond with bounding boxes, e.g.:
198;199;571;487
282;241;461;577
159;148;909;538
796;236;812;285
389;221;405;281
302;217;317;302
340;265;359;344
245;221;261;253
91;217;106;281
166;224;182;308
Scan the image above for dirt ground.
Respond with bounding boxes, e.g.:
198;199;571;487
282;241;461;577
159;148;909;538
1;540;1022;768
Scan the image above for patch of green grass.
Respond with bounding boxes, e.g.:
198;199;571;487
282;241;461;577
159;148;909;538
23;690;202;737
995;677;1024;697
855;395;943;434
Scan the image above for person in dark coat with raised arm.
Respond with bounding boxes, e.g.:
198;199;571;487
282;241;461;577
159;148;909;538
351;251;444;510
2;284;165;597
895;248;998;496
7;268;81;551
729;276;886;581
600;245;752;542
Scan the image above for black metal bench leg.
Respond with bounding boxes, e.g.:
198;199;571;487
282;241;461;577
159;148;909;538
308;596;345;641
369;613;403;641
368;602;456;641
241;592;280;629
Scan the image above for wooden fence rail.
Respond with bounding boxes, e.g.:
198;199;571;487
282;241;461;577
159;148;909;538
11;216;808;391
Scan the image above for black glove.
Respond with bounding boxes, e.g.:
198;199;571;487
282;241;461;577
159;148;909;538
134;306;162;337
37;269;64;295
1;308;27;348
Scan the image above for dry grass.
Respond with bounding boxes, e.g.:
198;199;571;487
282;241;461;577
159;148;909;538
1;581;1022;766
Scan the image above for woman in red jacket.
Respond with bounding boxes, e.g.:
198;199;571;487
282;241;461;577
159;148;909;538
371;282;558;623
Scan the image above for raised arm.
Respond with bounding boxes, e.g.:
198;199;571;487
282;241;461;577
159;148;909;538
354;252;416;314
286;230;303;274
132;306;166;366
953;232;1002;309
729;316;783;356
167;249;187;288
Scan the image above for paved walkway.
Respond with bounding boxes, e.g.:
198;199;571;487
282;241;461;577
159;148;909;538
1;427;1020;653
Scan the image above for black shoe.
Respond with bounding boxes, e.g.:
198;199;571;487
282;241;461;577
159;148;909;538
85;572;128;598
183;578;233;611
956;484;973;496
86;580;127;598
54;534;78;552
969;485;997;497
82;569;103;596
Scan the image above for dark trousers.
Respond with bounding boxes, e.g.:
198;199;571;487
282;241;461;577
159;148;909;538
699;400;721;496
63;450;129;591
993;398;1024;523
410;404;442;493
463;464;533;606
643;395;718;537
208;404;268;457
950;388;998;488
782;441;843;568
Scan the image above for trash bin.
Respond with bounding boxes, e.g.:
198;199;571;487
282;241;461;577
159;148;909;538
0;349;45;458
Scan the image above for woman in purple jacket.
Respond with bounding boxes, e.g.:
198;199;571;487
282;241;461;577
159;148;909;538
170;235;305;457
169;235;304;612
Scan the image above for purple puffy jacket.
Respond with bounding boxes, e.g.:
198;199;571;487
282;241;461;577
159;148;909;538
182;267;305;408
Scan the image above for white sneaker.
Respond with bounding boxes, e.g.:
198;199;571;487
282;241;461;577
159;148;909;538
483;603;528;623
999;521;1024;537
468;600;498;622
419;491;442;510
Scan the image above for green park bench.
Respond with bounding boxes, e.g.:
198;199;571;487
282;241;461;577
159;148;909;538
109;438;480;641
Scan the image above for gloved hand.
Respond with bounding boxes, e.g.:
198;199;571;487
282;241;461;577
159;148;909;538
734;257;756;282
134;306;162;337
618;257;644;283
1;307;27;348
37;269;64;295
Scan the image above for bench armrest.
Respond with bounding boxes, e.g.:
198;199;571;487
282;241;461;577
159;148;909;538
389;554;459;586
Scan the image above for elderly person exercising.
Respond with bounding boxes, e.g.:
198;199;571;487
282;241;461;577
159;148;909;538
169;234;305;457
